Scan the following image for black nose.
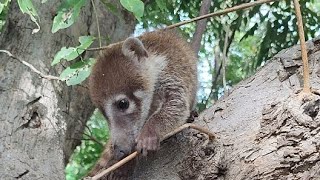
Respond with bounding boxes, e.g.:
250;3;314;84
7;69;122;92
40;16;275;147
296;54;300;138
114;144;130;160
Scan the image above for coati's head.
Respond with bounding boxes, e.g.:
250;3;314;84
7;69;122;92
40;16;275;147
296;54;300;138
89;37;166;160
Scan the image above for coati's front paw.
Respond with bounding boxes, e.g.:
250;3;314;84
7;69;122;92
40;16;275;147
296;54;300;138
135;124;160;156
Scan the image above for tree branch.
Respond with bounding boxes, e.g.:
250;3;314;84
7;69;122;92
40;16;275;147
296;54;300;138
205;62;222;106
87;0;279;51
165;0;278;30
293;0;310;93
91;0;102;48
222;26;230;94
85;123;216;180
0;50;60;80
191;0;211;54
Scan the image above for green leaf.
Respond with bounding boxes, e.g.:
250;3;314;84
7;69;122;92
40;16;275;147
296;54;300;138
59;61;87;80
51;0;86;33
52;47;78;65
0;4;4;14
101;0;118;15
17;0;40;34
51;36;95;65
78;36;95;49
240;23;258;42
120;0;144;21
0;0;10;18
60;58;96;86
66;67;91;86
155;0;167;11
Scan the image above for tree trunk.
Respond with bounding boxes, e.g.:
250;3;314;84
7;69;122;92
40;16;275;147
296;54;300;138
0;1;135;179
133;38;320;179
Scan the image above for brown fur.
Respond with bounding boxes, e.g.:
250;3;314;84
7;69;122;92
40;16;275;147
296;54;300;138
88;30;198;179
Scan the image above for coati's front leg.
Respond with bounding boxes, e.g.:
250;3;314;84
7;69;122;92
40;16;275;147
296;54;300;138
88;141;136;179
136;82;190;155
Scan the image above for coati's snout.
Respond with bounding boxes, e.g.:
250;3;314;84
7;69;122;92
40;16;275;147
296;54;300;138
112;135;135;160
113;144;131;160
103;92;150;160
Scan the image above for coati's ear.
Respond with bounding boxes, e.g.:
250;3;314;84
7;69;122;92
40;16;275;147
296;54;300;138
122;37;148;61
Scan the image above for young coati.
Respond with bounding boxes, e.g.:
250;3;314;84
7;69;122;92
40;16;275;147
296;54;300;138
88;30;198;179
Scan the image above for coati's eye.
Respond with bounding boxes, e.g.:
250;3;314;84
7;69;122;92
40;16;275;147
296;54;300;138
117;99;129;110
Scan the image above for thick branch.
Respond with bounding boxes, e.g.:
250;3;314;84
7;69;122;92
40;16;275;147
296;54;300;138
86;123;215;180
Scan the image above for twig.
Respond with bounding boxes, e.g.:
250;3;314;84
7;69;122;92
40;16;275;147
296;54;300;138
86;41;122;51
86;152;138;180
293;0;311;93
86;0;279;51
86;123;215;180
82;132;105;147
162;123;215;141
222;26;229;94
165;0;278;29
204;62;222;106
91;0;102;48
0;50;60;80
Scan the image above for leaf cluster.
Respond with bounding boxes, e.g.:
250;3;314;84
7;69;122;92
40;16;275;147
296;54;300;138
65;110;109;180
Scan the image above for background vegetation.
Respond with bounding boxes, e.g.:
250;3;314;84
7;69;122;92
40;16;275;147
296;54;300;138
1;0;319;179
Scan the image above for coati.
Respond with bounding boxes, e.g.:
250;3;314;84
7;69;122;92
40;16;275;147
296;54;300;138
88;30;198;179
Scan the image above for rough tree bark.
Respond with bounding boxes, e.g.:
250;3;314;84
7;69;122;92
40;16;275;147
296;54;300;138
132;38;320;179
0;1;135;179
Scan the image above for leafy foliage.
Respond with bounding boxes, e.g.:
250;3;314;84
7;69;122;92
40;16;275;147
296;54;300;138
17;0;40;33
51;36;95;85
52;36;95;65
65;110;109;180
60;58;95;86
120;0;144;21
0;0;10;31
51;0;87;33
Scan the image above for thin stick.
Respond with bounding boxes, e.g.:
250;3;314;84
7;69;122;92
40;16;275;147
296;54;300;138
86;0;279;51
0;50;60;80
165;0;278;29
222;26;229;94
86;41;122;51
91;0;102;48
88;152;139;180
162;123;215;141
293;0;311;93
87;123;215;180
